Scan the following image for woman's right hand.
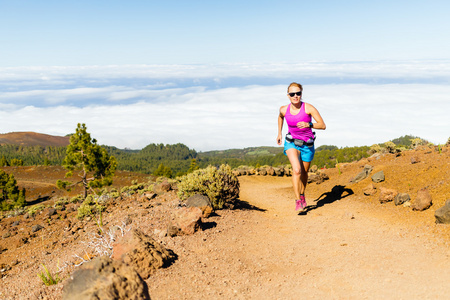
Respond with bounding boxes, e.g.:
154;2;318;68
276;135;282;145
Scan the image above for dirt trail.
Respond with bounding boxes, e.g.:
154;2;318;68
148;175;450;299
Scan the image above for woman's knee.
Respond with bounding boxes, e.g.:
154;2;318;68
292;166;302;176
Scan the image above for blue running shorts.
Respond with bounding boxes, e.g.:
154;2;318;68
284;140;315;162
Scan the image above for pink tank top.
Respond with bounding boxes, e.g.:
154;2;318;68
285;103;314;142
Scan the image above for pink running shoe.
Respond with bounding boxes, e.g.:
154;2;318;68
295;199;303;211
299;195;307;209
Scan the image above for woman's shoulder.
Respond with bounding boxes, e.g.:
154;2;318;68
279;104;289;115
303;102;317;113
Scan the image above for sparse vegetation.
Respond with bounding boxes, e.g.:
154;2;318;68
37;264;60;286
27;204;46;217
410;137;428;149
77;196;105;220
177;164;240;209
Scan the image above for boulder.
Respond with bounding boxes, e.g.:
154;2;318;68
236;169;247;176
394;193;410;206
62;256;150;300
153;180;171;194
266;166;275;176
31;224;44;233
410;156;420;164
273;167;284;176
112;229;177;279
258;168;267;176
379;187;398;204
412;188;432;211
171;207;203;235
48;208;57;217
371;171;385;183
363;183;377;196
350;165;373;183
284;167;292;176
435;199;450;224
185;194;213;218
141;192;157;201
308;172;329;184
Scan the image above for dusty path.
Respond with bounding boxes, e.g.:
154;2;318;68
148;176;450;299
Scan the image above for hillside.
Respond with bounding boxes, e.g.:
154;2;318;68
0;132;70;147
1;145;450;298
0;132;427;175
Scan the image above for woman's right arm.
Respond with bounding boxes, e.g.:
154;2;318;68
277;105;287;145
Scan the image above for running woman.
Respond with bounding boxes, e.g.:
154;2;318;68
277;82;326;211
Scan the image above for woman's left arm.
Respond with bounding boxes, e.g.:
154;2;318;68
306;103;326;130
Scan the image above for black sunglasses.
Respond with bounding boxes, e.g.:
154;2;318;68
288;91;302;97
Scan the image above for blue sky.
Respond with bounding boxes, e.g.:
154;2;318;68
2;0;450;66
1;1;450;151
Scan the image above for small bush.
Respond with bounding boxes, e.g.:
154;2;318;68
70;195;84;204
383;141;396;153
120;182;146;195
369;144;383;155
28;204;46;217
410;138;427;149
177;164;240;209
37;264;60;286
77;196;105;220
53;198;69;210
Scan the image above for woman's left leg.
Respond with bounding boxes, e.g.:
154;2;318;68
299;160;311;196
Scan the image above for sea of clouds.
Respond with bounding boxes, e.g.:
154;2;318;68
1;61;449;151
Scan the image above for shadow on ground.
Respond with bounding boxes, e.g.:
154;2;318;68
233;198;267;212
26;196;51;206
299;185;354;215
202;221;218;230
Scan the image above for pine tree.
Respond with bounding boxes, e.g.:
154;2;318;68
0;156;9;167
187;158;199;174
57;123;117;198
0;170;26;210
153;163;173;178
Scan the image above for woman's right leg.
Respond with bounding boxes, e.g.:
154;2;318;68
286;148;301;200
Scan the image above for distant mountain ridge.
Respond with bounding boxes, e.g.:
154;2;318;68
0;132;70;147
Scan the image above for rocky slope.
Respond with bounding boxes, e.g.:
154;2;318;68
1;145;450;299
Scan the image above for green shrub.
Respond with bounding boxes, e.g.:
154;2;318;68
37;264;60;286
121;182;146;195
410;138;427;149
383;141;396;153
70;195;84;204
28;204;45;217
369;144;383;155
53;198;69;210
177;164;239;209
77;196;105;220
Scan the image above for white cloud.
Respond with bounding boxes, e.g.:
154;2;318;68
1;62;449;151
1;60;450;84
1;83;449;151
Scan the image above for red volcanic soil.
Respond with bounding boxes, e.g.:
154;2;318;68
2;165;151;203
1;146;450;299
0;132;70;147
